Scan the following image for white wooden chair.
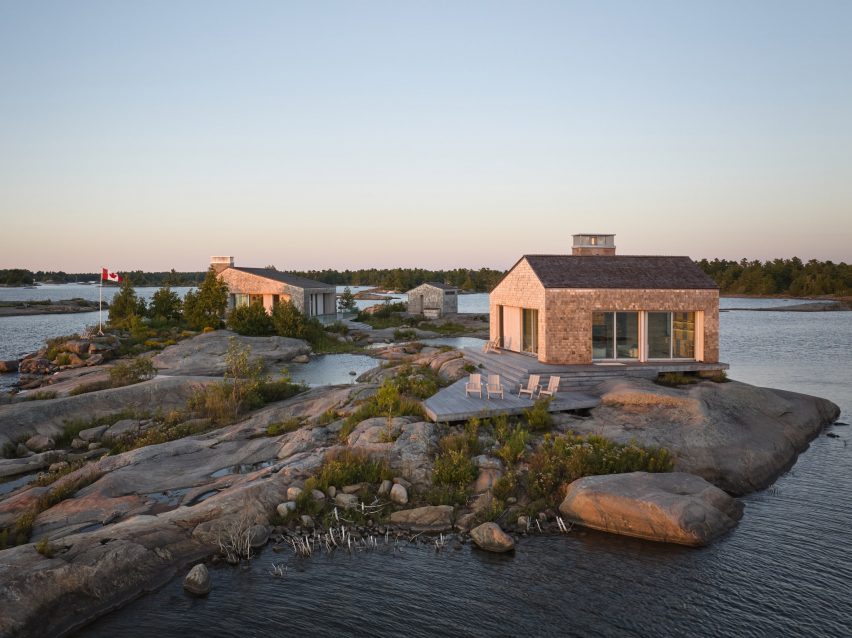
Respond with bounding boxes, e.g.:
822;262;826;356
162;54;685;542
486;374;504;399
465;373;483;398
518;374;541;399
483;338;500;354
539;376;561;398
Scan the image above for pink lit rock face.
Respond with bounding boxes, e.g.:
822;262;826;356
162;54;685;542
559;472;744;547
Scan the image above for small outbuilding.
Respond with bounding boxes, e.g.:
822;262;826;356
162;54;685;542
211;256;337;320
407;282;459;318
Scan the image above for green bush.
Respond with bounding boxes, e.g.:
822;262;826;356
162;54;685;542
496;425;529;468
393;365;440;399
227;303;274;336
655;372;699;387
524;397;553;431
148;285;183;322
266;418;303;436
108;279;145;329
432;448;477;488
425;484;469;506
54;353;71;366
35;537;55;557
56;409;143;448
317;449;391;489
528;433;675;504
183;267;228;330
109;356;156;387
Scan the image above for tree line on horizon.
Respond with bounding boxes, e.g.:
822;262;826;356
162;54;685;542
2;258;849;297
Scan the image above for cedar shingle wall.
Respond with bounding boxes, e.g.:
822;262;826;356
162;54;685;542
490;259;719;364
489;259;547;354
542;288;719;364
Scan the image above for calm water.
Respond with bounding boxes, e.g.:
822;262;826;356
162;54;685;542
74;307;852;638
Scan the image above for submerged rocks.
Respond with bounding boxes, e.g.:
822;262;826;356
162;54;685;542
558;472;744;547
389;505;453;531
470;522;515;553
183;564;212;596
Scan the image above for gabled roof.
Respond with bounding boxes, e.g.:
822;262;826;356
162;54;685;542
229;267;333;290
520;255;718;290
408;281;458;292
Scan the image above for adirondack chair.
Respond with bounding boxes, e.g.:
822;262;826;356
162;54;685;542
483;338;500;354
486;374;504;399
465;373;483;398
539;376;561;398
518;374;541;399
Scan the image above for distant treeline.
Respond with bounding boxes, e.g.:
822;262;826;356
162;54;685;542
4;259;849;296
0;269;205;287
696;258;851;297
287;268;507;292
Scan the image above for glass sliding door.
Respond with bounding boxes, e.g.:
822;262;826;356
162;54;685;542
673;312;695;358
647;312;672;359
615;312;639;359
522;308;538;355
592;311;639;360
592;312;614;359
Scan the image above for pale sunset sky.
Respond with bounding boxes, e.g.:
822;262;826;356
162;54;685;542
1;1;850;272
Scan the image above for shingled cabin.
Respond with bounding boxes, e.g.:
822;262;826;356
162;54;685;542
406;282;459;318
488;235;721;366
211;257;337;320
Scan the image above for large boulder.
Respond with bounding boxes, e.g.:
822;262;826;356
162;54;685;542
389;505;453;531
152;330;311;376
24;434;55;453
558;472;744;547
576;378;841;495
470;522;515;553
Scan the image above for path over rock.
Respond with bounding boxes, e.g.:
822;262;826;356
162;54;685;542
152;330;310;376
559;472;744;546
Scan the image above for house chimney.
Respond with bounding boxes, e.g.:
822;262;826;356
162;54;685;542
210;256;234;273
572;234;616;256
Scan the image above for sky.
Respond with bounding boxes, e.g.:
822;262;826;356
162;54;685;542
1;0;850;272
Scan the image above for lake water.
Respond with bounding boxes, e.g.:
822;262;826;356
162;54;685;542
73;305;852;637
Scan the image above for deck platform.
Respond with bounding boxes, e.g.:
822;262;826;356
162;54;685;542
423;378;600;423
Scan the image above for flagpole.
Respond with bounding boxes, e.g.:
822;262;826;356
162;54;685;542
98;267;104;335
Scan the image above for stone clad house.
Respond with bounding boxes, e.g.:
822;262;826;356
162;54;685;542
488;235;720;365
211;257;337;320
406;282;459;318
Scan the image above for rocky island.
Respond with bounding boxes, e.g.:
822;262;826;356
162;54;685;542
0;325;840;637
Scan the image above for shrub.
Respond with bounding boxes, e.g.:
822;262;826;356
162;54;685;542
528;433;675;504
492;472;517;501
655;372;699;387
108;279;144;329
148;285;183;322
266;418;303;436
271;300;307;338
56;409;143;448
227;303;274;336
26;390;57;401
393;328;417;341
183;267;228;330
35;460;85;487
317;408;338;425
376;379;401;427
110;418;215;453
54;353;71;366
394;365;440;399
432;448;477;488
496;425;529;469
35;537;55;558
317;449;391;489
425;485;469;506
68;380;112;396
703;370;729;383
109;356;155;387
524;397;553;431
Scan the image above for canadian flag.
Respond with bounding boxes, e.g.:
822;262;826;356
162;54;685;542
101;268;123;283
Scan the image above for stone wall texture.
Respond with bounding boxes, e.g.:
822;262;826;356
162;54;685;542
408;285;458;316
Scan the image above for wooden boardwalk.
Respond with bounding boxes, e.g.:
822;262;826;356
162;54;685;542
423;378;600;423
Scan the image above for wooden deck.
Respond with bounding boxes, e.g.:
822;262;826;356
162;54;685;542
423;378;600;423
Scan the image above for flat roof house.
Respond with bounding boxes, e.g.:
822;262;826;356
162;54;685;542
488;235;720;365
407;282;459;318
211;257;337;320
